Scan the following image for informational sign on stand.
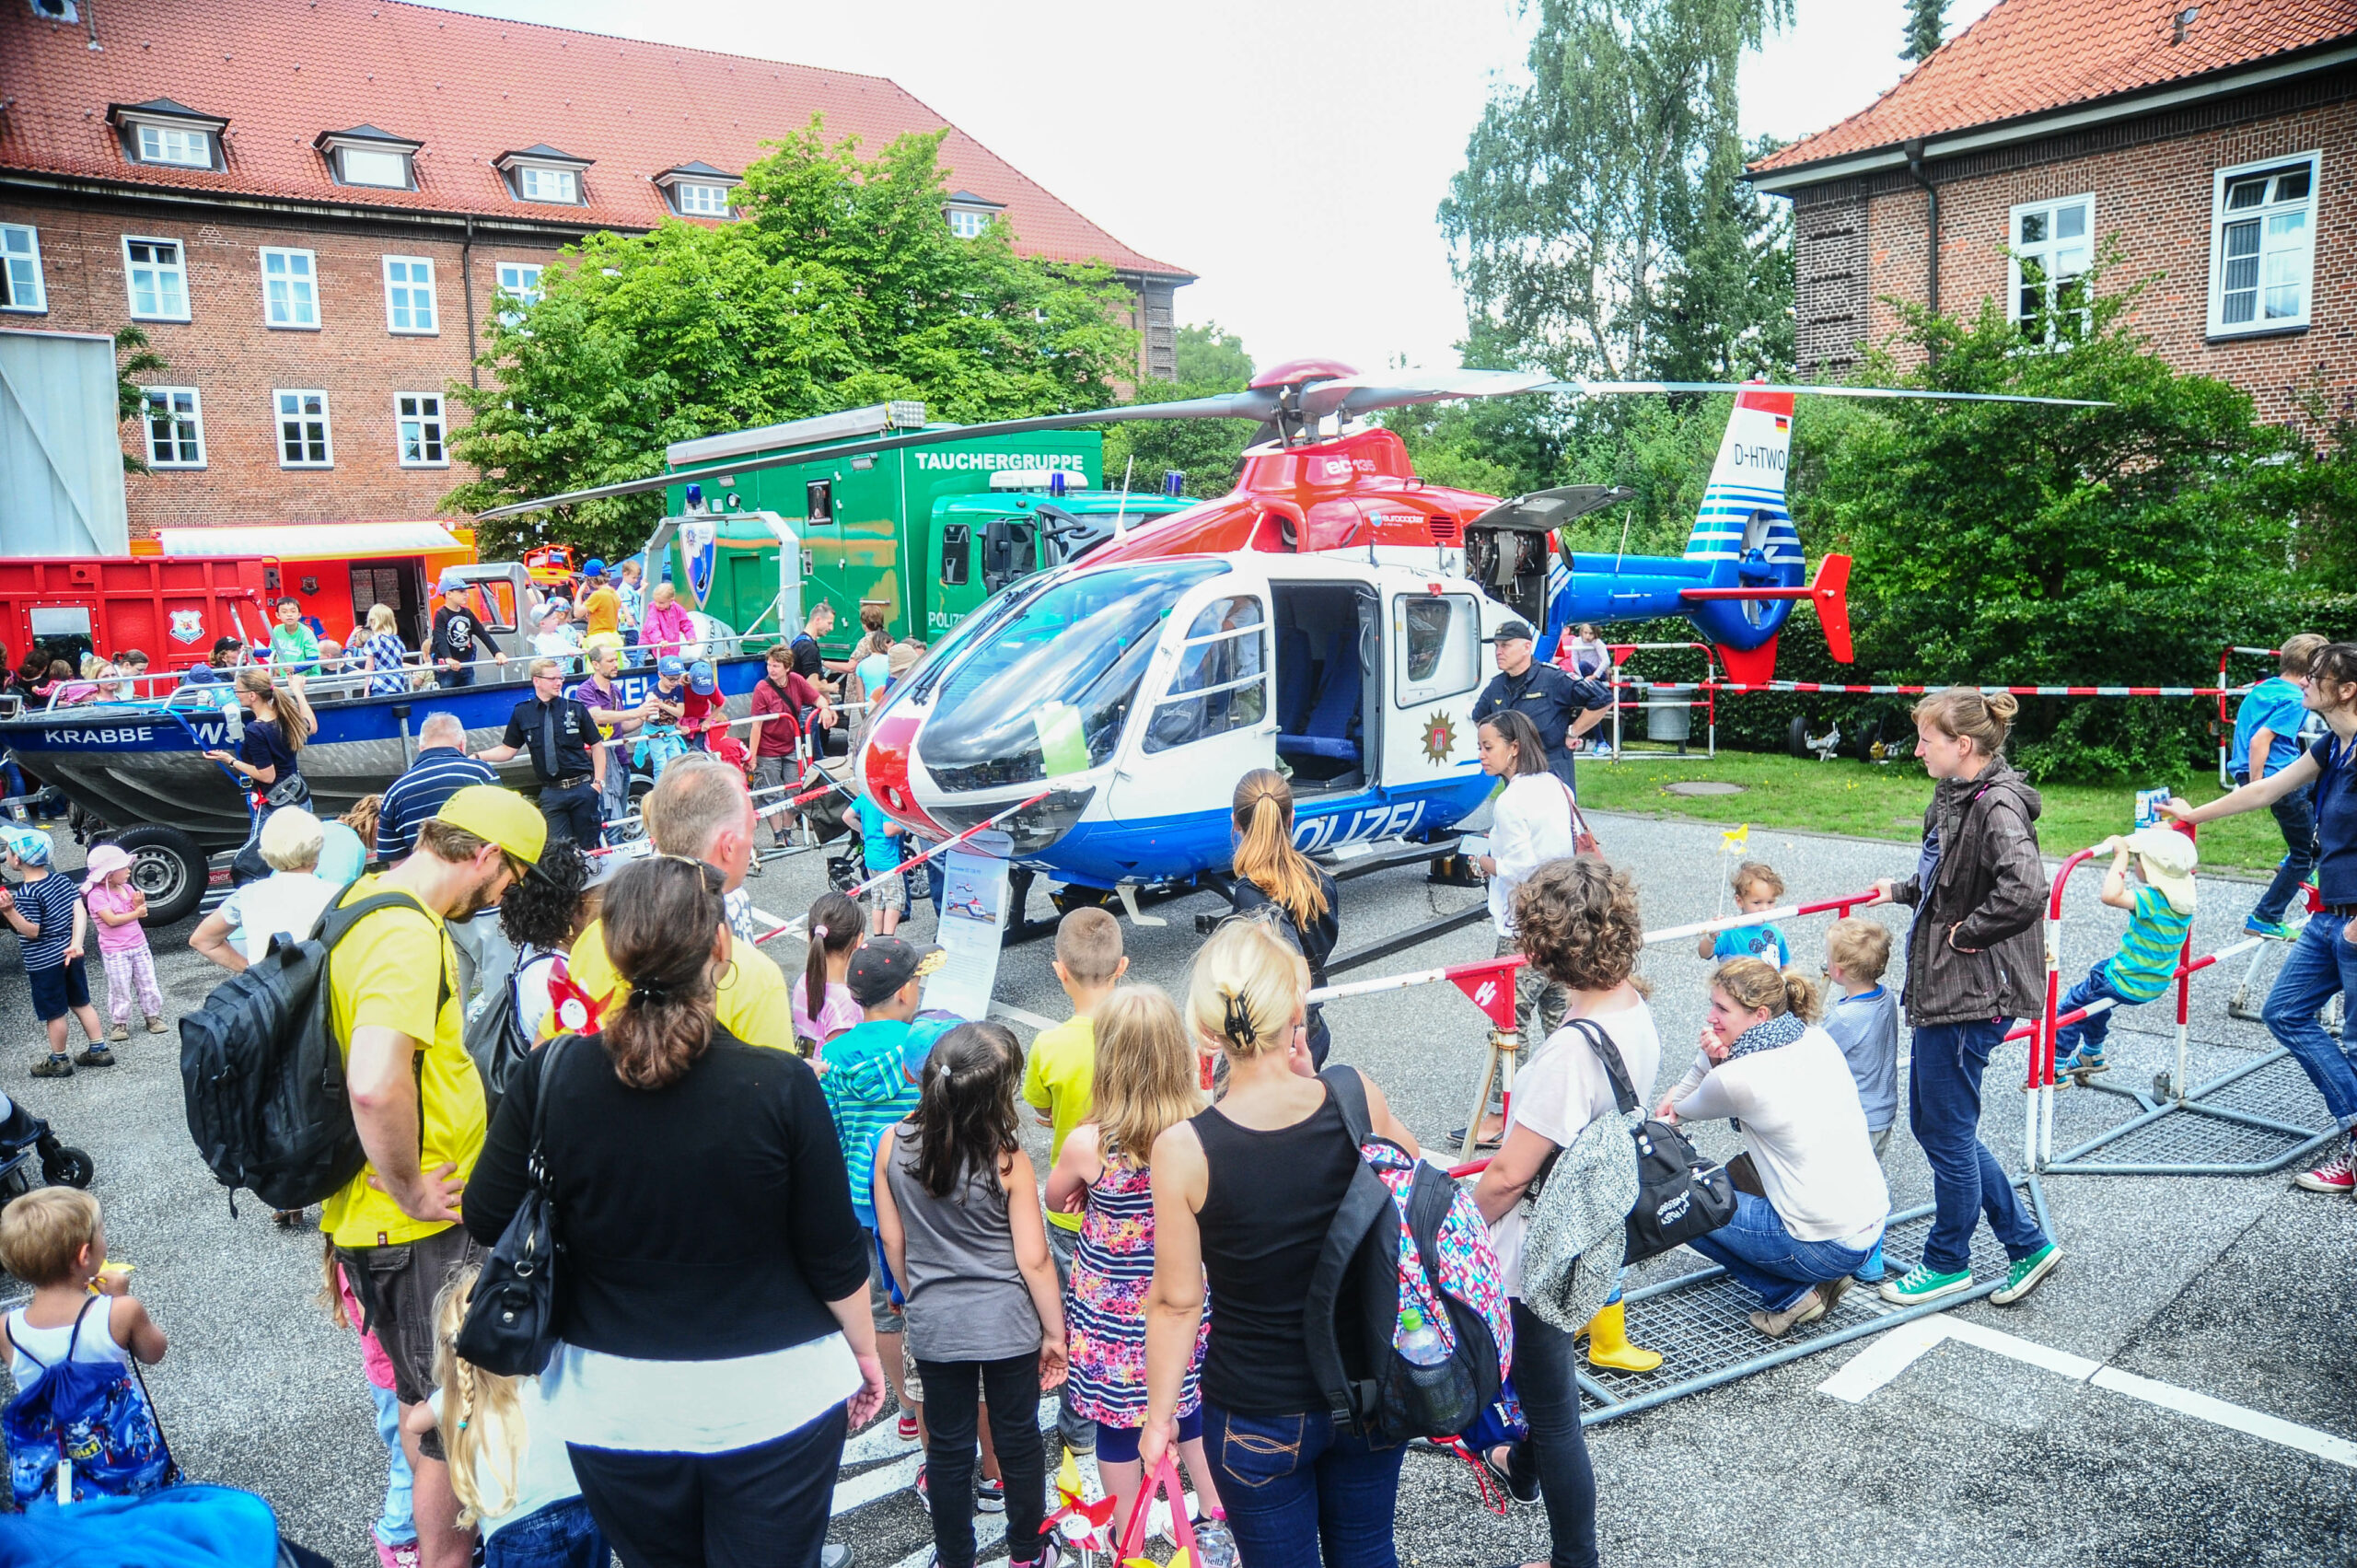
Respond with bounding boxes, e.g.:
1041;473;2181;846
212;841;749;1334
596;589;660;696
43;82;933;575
923;830;1013;1021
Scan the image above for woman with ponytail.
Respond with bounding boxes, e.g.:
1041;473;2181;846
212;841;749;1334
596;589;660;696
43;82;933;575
1137;920;1419;1567
205;667;319;885
1864;687;2060;1309
1226;769;1340;1066
1657;958;1890;1340
464;854;882;1568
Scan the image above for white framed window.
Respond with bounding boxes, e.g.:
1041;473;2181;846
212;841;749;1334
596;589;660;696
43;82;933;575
0;224;43;313
259;247;318;329
382;256;437;334
2008;195;2093;343
947;208;990;239
122;237;190;321
273;389;332;468
1394;593;1481;707
2209;154;2318;337
494;261;542;329
517;166;577;204
141;387;204;468
672;181;730;216
338;146;410;189
134;122;211;168
396;392;447;467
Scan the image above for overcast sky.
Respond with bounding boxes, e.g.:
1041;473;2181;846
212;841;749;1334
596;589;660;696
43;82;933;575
438;0;2002;375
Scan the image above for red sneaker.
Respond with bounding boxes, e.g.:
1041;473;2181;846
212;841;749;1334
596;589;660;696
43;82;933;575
897;1411;920;1443
2293;1135;2354;1194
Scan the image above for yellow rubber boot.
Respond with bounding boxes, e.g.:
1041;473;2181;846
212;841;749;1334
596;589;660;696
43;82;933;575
1579;1300;1662;1373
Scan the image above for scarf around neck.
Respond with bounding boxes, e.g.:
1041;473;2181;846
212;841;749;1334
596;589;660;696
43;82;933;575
1724;1010;1806;1063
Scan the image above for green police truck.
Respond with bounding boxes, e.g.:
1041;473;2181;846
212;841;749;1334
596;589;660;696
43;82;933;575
660;402;1193;655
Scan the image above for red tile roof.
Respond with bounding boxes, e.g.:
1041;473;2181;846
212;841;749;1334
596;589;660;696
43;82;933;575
0;0;1190;278
1754;0;2357;175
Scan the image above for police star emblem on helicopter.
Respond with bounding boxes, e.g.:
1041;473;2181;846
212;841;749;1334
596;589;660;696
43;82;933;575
1422;711;1457;765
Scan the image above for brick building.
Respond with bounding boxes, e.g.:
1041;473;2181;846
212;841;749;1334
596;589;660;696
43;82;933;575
0;0;1191;536
1750;0;2355;421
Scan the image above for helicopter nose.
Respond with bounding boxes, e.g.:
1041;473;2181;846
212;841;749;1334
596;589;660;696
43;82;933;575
861;713;946;830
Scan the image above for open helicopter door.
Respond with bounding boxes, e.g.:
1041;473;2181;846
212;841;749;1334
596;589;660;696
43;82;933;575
1107;576;1276;828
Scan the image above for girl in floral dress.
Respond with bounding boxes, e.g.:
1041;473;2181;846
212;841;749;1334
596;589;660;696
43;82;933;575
1045;986;1226;1533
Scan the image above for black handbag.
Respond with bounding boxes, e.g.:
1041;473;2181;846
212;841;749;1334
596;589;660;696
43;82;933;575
456;1034;571;1377
1559;1019;1737;1264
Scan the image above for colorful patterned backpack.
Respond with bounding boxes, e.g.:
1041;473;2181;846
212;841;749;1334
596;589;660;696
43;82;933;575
1305;1066;1515;1443
5;1298;177;1507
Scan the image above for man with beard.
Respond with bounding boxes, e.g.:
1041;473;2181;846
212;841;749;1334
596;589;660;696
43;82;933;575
323;784;543;1568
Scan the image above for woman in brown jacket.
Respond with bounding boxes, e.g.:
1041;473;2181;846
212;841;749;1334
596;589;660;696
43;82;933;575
1865;690;2061;1309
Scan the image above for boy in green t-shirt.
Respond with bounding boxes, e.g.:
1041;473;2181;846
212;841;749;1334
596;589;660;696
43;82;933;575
1022;906;1125;1459
267;598;320;688
2054;828;2198;1082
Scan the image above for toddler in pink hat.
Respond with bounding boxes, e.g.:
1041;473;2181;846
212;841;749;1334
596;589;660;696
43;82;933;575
81;843;165;1040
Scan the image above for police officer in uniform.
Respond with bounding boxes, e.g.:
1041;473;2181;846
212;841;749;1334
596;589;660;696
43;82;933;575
1470;619;1612;792
474;656;609;845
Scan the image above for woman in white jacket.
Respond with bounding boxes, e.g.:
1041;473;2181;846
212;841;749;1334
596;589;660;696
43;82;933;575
1461;708;1577;1148
1659;956;1890;1338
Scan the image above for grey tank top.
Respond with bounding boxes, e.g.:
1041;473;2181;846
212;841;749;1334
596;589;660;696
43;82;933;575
885;1123;1039;1363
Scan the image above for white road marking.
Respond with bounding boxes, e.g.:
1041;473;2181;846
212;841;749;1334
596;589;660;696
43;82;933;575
832;1397;1059;1519
1819;1315;2357;1469
990;1000;1059;1032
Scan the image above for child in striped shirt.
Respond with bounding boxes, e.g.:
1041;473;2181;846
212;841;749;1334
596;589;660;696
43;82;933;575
2054;828;2198;1083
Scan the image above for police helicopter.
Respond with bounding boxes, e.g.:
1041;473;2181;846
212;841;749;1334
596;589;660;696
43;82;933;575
483;361;2097;923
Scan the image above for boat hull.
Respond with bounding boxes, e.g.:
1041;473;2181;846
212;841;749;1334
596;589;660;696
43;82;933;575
0;656;771;851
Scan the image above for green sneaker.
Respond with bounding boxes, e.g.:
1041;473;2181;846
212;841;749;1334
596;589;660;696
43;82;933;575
1877;1263;1973;1306
1991;1242;2061;1305
2245;915;2297;942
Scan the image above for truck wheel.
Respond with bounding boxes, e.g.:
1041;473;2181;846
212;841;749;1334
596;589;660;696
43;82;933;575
1787;714;1811;759
107;825;205;925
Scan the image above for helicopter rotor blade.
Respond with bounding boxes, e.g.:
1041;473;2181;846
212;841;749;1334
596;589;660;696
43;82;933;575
1536;380;2112;408
1296;367;1558;422
473;391;1283;519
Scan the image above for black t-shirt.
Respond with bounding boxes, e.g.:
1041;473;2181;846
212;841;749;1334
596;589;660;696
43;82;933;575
503;695;601;782
239;719;298;783
790;632;826;681
464;1028;868;1360
433;604;500;665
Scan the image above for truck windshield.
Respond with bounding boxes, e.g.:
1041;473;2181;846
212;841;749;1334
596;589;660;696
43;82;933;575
921;560;1227;792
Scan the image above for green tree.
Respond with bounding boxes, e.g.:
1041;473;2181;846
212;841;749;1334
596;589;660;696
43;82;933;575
1101;322;1260;499
446;122;1139;559
1900;0;1945;61
1651;134;1794;381
1441;0;1793;379
113;325;166;474
1805;266;2345;778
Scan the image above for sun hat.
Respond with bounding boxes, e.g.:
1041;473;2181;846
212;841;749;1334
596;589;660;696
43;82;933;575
83;843;133;880
435;785;547;865
2124;827;2199;914
887;643;922;678
0;826;52;865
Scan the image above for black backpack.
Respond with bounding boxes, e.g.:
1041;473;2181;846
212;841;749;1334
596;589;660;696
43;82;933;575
180;891;442;1215
1303;1067;1509;1443
1556;1018;1737;1264
464;945;545;1121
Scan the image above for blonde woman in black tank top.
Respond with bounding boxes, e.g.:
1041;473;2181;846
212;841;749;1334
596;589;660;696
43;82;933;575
1137;919;1422;1568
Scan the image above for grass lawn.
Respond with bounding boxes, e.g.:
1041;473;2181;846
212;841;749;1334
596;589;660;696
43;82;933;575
1576;747;2291;876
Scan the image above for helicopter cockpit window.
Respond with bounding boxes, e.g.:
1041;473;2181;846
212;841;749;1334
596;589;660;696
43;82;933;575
921;559;1225;792
1144;595;1267;754
1394;593;1479;707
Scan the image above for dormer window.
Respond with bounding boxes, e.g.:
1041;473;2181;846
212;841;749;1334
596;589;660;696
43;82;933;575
496;145;593;206
655;162;743;219
317;126;422;191
944;190;1005;239
109;99;228;171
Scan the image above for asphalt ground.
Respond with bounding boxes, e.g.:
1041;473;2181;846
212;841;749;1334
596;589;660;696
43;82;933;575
1;799;2351;1566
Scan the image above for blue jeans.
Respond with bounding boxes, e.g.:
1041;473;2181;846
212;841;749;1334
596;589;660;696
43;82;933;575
2254;782;2316;924
1910;1019;2049;1276
1685;1190;1877;1312
367;1382;416;1548
1202;1403;1405;1568
484;1497;610;1568
1504;1302;1599;1568
2259;911;2357;1131
2052;962;2142;1054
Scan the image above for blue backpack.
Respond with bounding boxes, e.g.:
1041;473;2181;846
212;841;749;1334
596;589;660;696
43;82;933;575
4;1298;176;1507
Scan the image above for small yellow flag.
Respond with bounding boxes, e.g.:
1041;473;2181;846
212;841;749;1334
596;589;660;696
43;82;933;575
1056;1446;1084;1500
1722;823;1749;852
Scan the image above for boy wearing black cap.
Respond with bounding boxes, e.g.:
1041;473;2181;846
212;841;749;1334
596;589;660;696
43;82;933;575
1471;619;1612;791
820;937;955;1446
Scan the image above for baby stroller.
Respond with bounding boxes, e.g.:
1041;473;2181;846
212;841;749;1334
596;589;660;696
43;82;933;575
0;1094;94;1199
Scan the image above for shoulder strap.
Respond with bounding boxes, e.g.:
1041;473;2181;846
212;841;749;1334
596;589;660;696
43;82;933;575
1318;1064;1374;1149
63;1295;104;1360
6;1309;44;1372
528;1034;572;1189
1560;1016;1639;1117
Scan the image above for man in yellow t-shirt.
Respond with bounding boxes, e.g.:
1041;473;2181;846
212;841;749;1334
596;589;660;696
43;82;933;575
324;784;542;1568
1022;905;1126;1459
561;755;796;1051
576;560;622;638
